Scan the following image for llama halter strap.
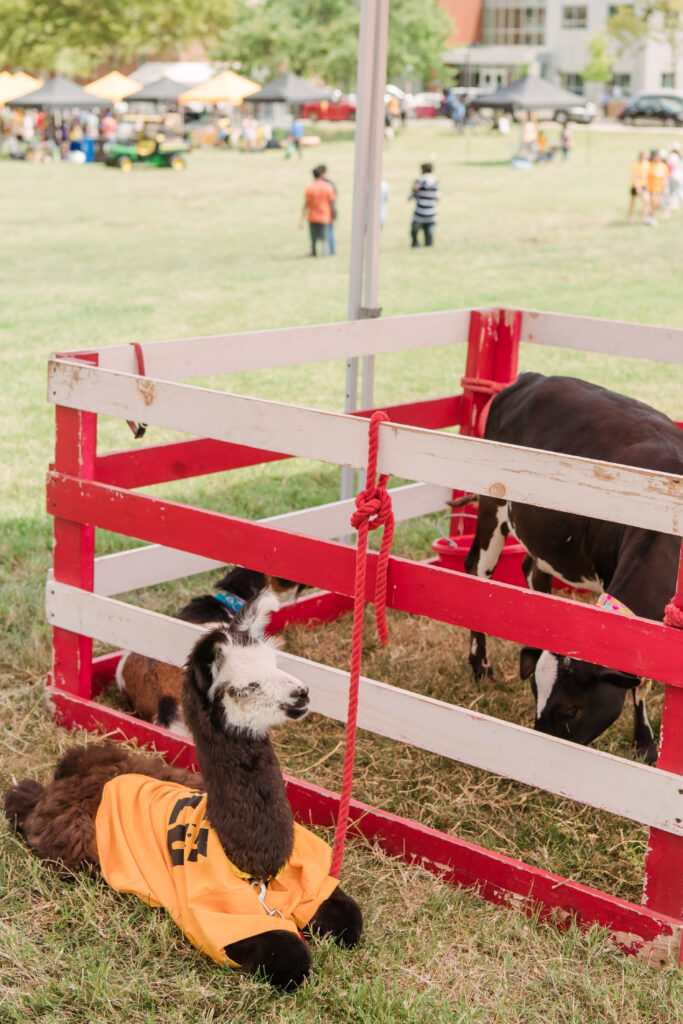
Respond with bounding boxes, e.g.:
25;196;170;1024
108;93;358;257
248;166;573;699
214;591;246;614
596;593;651;702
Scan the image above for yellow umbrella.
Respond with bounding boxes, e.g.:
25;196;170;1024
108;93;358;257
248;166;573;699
0;71;43;106
178;70;260;106
84;71;142;104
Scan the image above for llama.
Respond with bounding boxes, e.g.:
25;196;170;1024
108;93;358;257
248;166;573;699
116;566;306;737
5;591;362;989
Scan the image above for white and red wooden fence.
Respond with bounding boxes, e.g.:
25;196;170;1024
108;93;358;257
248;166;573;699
45;307;683;966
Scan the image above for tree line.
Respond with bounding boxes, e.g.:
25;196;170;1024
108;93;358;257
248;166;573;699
0;0;451;86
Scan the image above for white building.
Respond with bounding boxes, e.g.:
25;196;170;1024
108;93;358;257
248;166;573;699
441;1;683;100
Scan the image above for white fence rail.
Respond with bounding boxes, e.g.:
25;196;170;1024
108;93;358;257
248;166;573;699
45;580;683;839
48;359;683;536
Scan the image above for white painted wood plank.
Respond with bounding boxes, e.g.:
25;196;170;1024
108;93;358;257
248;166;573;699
520;310;683;363
45;580;683;837
60;310;683;380
86;310;471;379
48;360;683;535
92;483;451;595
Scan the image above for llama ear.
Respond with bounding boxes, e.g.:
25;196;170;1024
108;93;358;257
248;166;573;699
186;628;227;695
235;588;280;640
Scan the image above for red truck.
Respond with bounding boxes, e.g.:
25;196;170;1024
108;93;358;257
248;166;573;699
301;97;356;121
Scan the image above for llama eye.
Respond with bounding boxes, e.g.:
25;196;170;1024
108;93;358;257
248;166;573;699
226;682;260;699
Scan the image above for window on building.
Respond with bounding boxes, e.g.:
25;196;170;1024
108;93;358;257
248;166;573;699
661;72;675;88
482;2;546;45
611;73;631;92
562;6;588;28
608;3;633;14
561;73;584;93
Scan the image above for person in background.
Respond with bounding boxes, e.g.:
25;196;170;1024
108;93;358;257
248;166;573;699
319;165;338;255
666;142;682;213
521;114;538;158
628;150;650;222
84;109;99;139
645;149;668;226
399;94;409;126
452;98;466;133
290;115;304;157
301;164;335;257
560;124;572;161
408;161;441;247
380;180;390;228
100;111;117;140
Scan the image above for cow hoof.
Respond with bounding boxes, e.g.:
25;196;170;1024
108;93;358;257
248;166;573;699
469;659;490;682
638;743;658;766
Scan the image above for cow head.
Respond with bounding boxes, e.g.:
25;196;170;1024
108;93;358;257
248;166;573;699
519;648;638;746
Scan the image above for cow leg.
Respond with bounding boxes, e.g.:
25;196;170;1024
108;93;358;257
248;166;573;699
464;498;508;680
632;687;657;765
522;555;552;594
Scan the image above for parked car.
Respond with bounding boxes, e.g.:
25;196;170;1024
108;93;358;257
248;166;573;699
409;92;445;118
553;100;597;124
507;100;596;124
301;96;356;121
618;92;683;126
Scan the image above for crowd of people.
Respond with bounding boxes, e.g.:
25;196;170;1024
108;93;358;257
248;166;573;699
0;106;177;161
628;145;682;226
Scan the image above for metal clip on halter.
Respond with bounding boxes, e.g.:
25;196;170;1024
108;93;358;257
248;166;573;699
251;880;284;918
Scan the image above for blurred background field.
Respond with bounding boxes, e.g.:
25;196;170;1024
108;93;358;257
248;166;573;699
1;118;682;1023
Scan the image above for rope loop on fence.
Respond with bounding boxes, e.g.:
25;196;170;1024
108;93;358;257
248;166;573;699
460;375;515;438
330;411;394;878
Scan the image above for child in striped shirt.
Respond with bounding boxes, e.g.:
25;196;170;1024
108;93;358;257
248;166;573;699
408;162;441;247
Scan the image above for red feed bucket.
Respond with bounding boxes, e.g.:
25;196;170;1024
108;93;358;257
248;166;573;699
431;533;527;587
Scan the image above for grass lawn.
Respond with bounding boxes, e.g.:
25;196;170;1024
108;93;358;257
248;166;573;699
1;118;682;1023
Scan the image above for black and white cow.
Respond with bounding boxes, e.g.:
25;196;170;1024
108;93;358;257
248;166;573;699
464;372;683;764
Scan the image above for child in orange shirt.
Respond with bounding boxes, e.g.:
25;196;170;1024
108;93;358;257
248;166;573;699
628;150;650;222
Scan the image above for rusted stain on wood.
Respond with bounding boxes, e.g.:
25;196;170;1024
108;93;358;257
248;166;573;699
137;379;156;406
592;465;616;482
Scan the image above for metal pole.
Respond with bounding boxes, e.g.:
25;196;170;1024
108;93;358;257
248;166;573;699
360;0;390;412
342;0;382;502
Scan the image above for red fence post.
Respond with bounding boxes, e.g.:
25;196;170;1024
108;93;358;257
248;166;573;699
642;548;683;956
451;309;521;539
50;355;98;698
493;307;521;387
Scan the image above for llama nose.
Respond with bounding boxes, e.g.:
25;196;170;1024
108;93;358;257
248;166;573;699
292;687;309;704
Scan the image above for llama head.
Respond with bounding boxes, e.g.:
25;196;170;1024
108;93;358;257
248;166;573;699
184;596;309;739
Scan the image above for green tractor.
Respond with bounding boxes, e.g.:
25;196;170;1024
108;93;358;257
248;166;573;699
105;131;190;171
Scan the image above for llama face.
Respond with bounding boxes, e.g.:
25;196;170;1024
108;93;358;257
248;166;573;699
187;628;310;738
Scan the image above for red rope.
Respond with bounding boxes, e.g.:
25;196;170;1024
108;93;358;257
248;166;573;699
126;342;147;439
460;375;514;437
330;411;394;878
664;556;683;629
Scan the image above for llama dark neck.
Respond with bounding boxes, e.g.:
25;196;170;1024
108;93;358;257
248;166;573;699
185;690;294;882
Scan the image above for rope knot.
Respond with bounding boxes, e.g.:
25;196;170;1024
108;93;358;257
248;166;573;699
351;477;392;532
460;375;516;437
664;600;683;630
